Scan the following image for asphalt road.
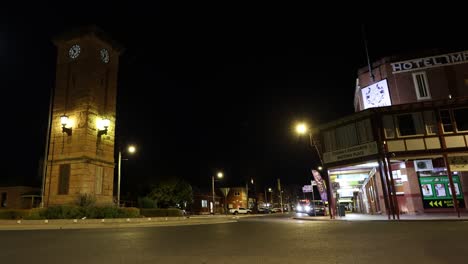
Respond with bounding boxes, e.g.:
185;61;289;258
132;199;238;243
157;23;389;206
1;214;467;264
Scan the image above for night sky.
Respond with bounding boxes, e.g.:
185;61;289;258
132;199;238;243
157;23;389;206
2;4;467;196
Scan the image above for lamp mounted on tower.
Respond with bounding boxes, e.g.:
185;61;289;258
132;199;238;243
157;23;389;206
60;114;72;136
97;118;110;137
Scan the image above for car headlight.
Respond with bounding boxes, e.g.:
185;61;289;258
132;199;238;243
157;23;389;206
296;205;303;211
304;206;311;211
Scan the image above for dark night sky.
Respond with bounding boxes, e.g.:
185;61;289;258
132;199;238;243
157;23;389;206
1;4;467;195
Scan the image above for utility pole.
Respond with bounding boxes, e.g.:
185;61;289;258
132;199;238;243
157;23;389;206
246;182;249;209
211;175;215;214
278;178;283;213
117;150;122;207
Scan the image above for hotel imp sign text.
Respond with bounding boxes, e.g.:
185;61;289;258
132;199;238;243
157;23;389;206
391;50;468;73
323;142;378;164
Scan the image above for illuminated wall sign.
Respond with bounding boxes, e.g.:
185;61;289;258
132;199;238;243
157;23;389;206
418;175;465;209
449;155;468;171
323;141;378;164
361;79;392;110
391;50;468;73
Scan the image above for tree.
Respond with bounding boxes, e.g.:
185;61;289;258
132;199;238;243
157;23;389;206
148;179;193;209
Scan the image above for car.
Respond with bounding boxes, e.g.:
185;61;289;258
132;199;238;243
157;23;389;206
307;203;327;216
270;208;283;213
257;207;271;214
229;207;252;215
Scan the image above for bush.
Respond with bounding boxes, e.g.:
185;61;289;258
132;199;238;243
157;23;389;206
77;193;96;207
39;206;140;219
24;208;45;220
140;208;184;217
0;209;35;220
138;197;156;208
118;207;140;218
40;206;85;219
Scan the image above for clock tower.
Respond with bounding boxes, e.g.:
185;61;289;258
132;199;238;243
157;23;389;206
44;26;123;206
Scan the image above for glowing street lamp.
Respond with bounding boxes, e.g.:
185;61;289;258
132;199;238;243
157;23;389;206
128;145;136;154
295;122;308;135
212;171;223;214
117;145;137;207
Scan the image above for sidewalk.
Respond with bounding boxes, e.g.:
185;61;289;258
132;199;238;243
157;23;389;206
0;214;256;231
293;212;468;222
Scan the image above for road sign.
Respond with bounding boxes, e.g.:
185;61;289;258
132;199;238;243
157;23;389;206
423;199;465;209
302;185;312;193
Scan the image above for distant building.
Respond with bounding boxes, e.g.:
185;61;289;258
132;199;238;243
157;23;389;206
191;193;222;215
317;49;468;218
0;186;41;209
224;187;248;209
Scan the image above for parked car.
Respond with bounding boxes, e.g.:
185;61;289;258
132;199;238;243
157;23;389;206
229;207;252;215
270;208;282;213
257;207;271;214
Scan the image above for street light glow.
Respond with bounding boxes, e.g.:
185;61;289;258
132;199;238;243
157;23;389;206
295;123;308;135
128;145;136;153
318;166;323;171
268;187;272;192
217;172;223;178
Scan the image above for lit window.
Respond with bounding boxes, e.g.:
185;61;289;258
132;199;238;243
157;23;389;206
412;72;431;100
201;200;208;208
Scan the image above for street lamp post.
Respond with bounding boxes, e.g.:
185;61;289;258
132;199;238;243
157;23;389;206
212;172;223;214
295;122;333;219
311;179;316;216
117;145;136;207
268;187;273;205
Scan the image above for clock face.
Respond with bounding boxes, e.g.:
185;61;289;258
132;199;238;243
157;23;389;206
361;79;391;110
100;48;110;63
69;44;81;59
365;84;385;106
